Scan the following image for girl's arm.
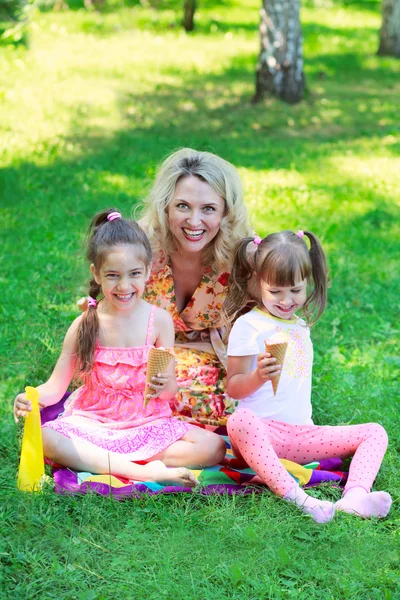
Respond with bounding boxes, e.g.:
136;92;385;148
148;308;178;401
13;317;81;422
226;351;280;399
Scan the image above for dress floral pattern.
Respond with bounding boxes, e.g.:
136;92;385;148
143;261;237;426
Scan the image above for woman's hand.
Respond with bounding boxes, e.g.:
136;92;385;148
146;371;173;400
256;351;281;382
14;392;31;423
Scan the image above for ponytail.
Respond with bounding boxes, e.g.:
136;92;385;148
302;231;329;325
222;237;258;327
76;279;101;374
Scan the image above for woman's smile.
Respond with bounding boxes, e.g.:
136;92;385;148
182;227;206;242
168;175;225;254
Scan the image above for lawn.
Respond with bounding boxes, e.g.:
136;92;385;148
1;0;399;598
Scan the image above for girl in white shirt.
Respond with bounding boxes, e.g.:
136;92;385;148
224;230;391;523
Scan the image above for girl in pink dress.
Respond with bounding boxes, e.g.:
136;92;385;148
14;209;226;487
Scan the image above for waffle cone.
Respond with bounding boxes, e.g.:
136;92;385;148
144;347;173;407
265;341;288;395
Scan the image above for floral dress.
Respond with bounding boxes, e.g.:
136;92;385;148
43;306;193;461
143;262;238;426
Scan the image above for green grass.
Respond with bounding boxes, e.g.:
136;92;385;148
1;1;400;598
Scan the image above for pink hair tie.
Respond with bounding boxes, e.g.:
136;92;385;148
253;236;262;245
296;230;304;239
107;211;122;222
87;296;98;308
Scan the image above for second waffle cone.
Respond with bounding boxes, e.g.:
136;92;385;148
264;341;288;395
144;347;173;407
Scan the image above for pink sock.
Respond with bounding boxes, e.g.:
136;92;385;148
335;486;392;518
284;486;335;524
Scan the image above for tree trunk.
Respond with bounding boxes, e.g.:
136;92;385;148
183;0;197;32
378;0;400;57
254;0;305;104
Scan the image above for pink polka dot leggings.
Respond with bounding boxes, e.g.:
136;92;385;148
227;408;388;497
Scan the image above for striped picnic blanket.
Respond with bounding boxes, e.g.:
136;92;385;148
41;397;347;498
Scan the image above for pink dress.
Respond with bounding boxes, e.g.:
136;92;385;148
43;306;193;461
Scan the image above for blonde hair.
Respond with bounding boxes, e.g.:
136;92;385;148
139;148;252;272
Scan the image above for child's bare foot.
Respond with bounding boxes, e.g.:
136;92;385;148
143;461;198;488
284;485;335;523
335;487;392;518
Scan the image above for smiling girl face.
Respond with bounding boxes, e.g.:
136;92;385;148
91;244;149;313
259;278;308;320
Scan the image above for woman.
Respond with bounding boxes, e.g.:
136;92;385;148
140;148;253;426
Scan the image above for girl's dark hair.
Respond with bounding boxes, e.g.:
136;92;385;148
77;208;152;374
223;231;329;327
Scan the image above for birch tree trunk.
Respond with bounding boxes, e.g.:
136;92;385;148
378;0;400;57
254;0;305;104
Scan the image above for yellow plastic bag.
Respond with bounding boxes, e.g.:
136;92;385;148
17;386;45;492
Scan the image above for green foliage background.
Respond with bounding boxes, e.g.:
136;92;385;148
1;1;399;598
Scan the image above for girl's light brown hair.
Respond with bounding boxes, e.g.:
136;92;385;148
76;208;152;375
223;230;329;327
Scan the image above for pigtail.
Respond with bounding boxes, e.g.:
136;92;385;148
76;279;101;375
222;237;258;328
74;209;116;374
302;231;329;325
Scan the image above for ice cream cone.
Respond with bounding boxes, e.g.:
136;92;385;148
144;347;174;407
265;340;288;395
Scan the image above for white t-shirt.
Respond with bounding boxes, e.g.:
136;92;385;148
227;308;313;425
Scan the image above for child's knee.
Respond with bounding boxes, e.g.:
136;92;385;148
41;427;57;457
201;432;226;464
227;408;256;438
368;423;388;449
214;435;227;463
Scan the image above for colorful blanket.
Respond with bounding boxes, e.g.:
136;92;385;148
41;397;347;498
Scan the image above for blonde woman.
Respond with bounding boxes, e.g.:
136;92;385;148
140;148;253;426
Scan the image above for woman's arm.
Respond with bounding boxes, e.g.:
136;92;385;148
13;317;81;422
148;308;178;401
226;351;280;399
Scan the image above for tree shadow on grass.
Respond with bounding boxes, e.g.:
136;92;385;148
305;52;400;85
2;42;399;208
63;0;381;37
61;0;260;34
60;48;398;170
3;101;398;280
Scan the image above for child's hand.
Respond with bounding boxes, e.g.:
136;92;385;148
146;371;172;400
14;392;31;423
256;351;282;382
